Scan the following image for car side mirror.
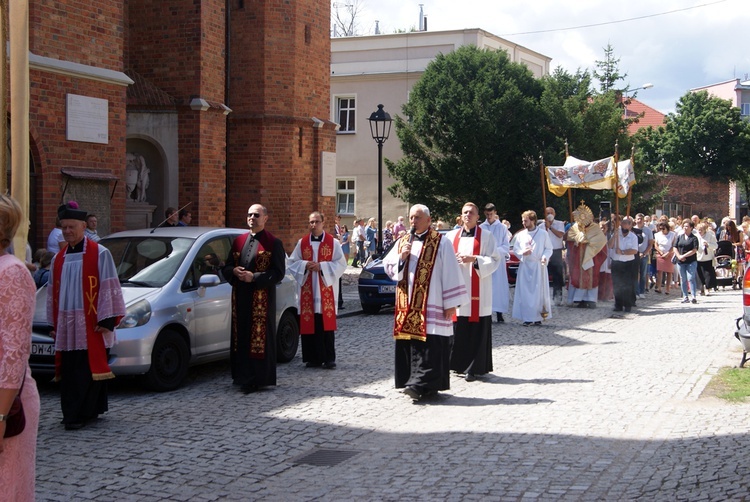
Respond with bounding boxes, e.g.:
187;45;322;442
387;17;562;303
198;274;221;288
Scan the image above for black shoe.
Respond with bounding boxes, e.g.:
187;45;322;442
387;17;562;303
577;301;587;308
496;313;504;323
534;321;542;326
624;307;632;312
64;422;85;431
465;373;477;382
403;385;422;401
522;321;532;327
322;361;337;369
613;306;623;312
240;384;259;394
305;361;323;368
586;302;596;309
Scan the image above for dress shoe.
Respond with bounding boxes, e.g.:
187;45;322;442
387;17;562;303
64;422;85;431
534;321;542;326
305;361;322;368
403;385;422;401
496;313;504;323
465;373;477;382
612;306;623;312
322;361;337;369
240;384;259;394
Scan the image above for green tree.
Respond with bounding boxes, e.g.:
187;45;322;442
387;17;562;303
386;45;546;220
661;91;750;181
593;43;626;93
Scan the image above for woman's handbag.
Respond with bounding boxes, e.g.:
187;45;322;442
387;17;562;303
3;374;26;439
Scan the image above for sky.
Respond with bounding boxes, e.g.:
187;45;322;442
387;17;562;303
340;0;750;114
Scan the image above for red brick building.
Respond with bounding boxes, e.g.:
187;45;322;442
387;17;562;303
13;0;336;252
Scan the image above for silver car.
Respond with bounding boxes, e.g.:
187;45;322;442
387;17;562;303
30;227;300;392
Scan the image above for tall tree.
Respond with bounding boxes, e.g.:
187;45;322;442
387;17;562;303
593;43;626;93
386;45;546;220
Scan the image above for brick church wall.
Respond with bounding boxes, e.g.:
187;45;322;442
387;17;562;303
28;0;127;250
227;0;336;250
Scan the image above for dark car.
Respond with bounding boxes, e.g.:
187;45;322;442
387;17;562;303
358;243;397;314
358;229;454;314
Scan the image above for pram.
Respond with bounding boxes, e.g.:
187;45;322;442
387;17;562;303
715;240;739;289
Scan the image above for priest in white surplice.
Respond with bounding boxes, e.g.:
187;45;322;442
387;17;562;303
288;212;348;369
479;202;510;323
448;203;501;382
512;210;553;326
383;204;468;402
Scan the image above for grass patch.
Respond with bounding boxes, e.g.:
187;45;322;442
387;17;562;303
705;367;750;402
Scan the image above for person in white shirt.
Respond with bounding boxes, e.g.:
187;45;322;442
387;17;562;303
608;216;639;312
479;203;510;322
350;218;365;267
543;207;566;306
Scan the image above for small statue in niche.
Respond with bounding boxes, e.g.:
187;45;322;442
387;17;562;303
125;152;150;203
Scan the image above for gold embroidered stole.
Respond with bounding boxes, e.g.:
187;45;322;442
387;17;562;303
300;233;337;334
393;229;441;342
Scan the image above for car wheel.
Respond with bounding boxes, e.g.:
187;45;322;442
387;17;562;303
362;303;381;315
276;310;299;363
144;330;189;392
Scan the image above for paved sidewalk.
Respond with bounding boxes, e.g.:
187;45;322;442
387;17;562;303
34;284;750;500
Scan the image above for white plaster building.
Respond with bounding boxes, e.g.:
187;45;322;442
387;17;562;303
330;28;551;226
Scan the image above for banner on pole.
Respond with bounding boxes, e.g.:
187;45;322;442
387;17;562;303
545;156;635;198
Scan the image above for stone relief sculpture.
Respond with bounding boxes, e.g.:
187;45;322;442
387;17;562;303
126;152;150;203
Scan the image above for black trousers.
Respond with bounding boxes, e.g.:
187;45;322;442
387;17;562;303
611;260;637;310
548;248;564;295
301;313;336;364
60;350;109;425
697;260;717;290
395;335;453;393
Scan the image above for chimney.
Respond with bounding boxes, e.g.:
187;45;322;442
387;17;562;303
375;20;380;35
419;4;425;31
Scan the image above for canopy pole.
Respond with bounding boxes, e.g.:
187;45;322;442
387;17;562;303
539;154;547;211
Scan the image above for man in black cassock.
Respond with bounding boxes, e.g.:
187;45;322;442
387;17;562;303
222;204;285;393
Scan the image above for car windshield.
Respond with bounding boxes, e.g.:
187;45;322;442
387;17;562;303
101;236;195;288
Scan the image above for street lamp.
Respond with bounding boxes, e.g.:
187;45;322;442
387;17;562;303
367;104;392;255
622;83;654;118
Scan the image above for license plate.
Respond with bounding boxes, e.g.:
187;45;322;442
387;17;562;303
379;285;396;294
31;343;55;356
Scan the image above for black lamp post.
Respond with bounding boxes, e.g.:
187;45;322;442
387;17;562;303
367;104;392;255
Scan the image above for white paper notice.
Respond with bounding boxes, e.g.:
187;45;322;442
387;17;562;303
66;94;109;144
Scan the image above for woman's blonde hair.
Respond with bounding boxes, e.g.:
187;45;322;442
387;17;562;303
0;194;23;251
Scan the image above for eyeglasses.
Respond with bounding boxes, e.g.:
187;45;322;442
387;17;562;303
247;212;261;218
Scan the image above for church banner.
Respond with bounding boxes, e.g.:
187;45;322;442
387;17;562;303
545;155;635;198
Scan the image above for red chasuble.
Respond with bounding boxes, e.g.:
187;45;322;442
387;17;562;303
299;232;337;335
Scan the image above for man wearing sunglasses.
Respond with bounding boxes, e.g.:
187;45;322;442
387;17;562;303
222;204;286;394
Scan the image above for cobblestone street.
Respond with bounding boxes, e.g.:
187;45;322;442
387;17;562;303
34;272;750;500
